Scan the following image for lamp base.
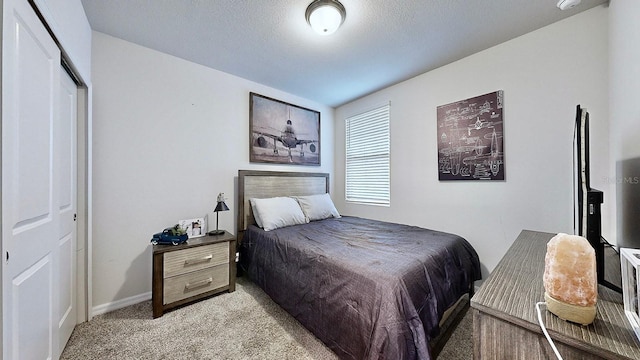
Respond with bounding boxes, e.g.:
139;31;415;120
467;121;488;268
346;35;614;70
544;292;596;325
207;230;225;236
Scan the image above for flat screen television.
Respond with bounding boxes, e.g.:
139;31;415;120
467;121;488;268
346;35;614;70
573;105;620;292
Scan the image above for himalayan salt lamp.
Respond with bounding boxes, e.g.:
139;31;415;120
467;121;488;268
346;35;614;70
543;233;597;325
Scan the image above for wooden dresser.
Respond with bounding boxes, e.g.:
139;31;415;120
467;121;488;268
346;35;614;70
152;231;236;318
471;230;640;359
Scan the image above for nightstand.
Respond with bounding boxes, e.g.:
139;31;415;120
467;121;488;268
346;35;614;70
152;231;236;318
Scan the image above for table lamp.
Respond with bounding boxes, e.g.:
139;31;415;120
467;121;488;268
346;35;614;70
208;193;229;235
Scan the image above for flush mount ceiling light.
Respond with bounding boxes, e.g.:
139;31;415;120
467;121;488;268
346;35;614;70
557;0;581;10
305;0;346;36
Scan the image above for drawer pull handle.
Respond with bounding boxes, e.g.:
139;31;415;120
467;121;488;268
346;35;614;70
184;255;213;266
185;277;213;290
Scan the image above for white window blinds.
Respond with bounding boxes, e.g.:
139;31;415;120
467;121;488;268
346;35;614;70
345;104;390;205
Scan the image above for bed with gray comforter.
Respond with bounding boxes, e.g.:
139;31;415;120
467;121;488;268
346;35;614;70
239;216;481;360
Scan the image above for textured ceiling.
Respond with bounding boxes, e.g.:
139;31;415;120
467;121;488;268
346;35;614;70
80;0;607;107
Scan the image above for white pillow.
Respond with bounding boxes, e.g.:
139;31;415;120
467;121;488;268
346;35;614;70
250;197;308;231
294;193;341;222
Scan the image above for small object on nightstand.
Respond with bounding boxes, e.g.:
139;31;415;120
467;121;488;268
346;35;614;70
208;192;229;236
150;224;188;246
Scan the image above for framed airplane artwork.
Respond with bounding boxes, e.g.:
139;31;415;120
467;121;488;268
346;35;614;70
249;92;321;166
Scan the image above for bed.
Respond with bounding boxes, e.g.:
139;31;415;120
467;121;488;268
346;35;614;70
236;170;481;360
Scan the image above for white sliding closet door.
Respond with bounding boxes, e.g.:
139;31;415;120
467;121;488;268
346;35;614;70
2;0;71;358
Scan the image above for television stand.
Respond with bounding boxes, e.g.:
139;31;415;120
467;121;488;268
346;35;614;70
472;230;639;359
585;189;622;293
598;238;622;293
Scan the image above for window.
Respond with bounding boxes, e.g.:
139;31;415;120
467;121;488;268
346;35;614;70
345;104;390;205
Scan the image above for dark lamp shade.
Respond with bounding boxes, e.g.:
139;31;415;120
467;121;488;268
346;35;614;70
214;201;229;212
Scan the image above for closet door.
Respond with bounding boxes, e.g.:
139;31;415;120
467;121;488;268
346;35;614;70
2;0;62;358
58;69;78;355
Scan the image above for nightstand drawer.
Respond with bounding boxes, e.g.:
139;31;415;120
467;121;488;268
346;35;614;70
163;242;229;278
163;264;229;304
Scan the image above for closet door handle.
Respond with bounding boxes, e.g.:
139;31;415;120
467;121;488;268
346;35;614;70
184;255;213;266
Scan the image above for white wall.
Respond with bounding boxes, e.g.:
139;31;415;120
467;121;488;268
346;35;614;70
334;6;609;277
610;0;640;249
91;32;334;309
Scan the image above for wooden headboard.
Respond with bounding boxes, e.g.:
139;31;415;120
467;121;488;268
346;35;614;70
237;170;330;242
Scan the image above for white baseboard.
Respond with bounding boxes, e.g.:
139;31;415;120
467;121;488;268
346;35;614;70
92;292;151;316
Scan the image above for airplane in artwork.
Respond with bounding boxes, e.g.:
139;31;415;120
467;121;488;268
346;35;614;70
253;119;318;162
488;127;502;176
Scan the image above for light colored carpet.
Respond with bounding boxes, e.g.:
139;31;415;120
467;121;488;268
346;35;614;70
435;305;473;360
61;277;471;359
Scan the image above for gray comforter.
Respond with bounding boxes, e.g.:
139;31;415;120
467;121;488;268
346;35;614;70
240;216;481;360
